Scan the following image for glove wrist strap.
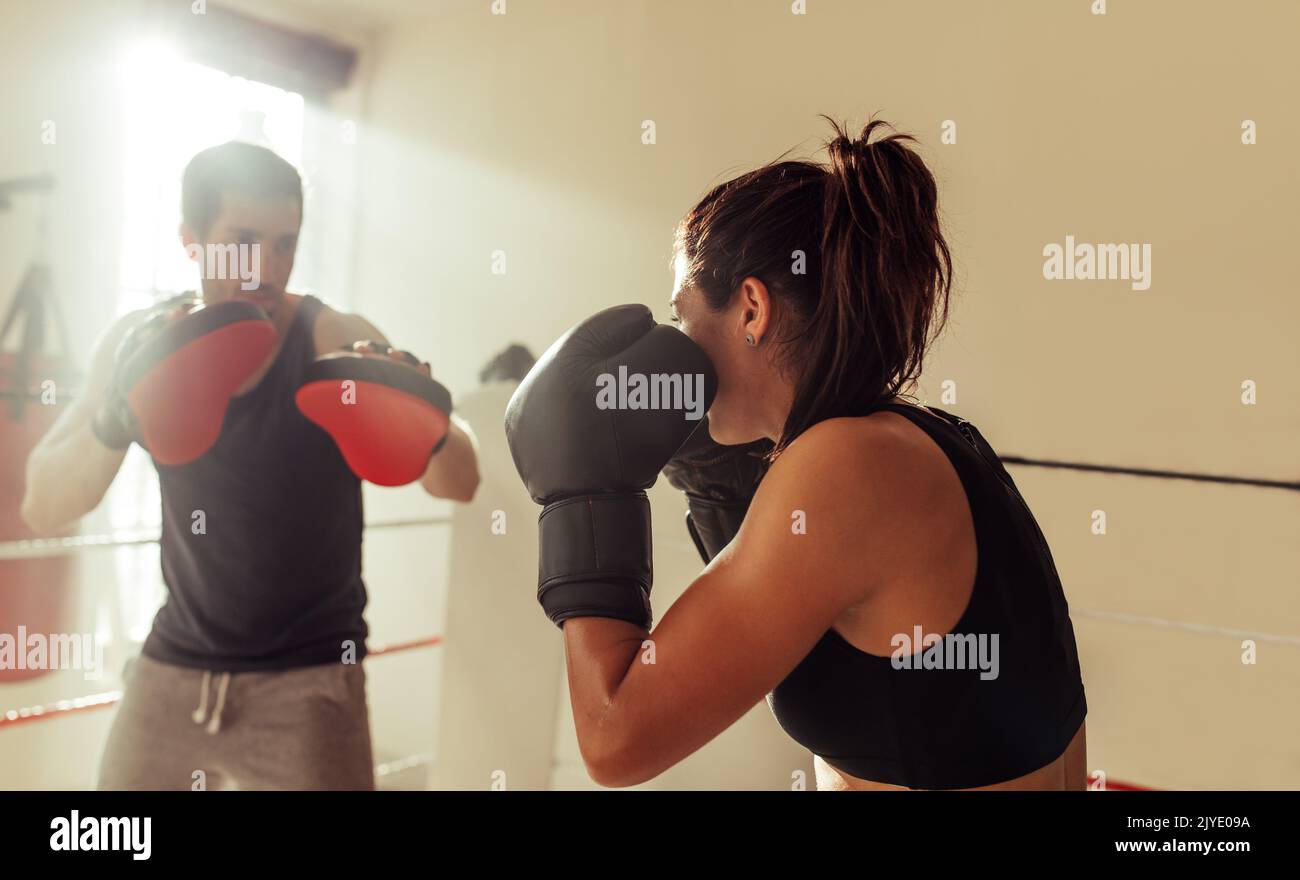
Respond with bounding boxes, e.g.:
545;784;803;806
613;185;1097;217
537;492;652;629
90;405;133;451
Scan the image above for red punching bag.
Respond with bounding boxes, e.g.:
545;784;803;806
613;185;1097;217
0;262;80;683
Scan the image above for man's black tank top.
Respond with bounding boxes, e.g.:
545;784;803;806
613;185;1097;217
142;295;368;672
766;403;1086;790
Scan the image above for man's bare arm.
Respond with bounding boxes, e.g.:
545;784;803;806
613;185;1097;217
21;314;144;533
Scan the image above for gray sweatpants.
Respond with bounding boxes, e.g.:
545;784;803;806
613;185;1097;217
97;654;375;791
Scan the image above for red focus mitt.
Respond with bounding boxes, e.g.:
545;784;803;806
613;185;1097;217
295;343;453;486
118;299;277;466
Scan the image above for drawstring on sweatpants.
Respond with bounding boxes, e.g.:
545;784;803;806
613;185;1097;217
191;670;232;735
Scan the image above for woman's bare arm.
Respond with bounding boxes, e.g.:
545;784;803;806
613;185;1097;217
561;418;928;786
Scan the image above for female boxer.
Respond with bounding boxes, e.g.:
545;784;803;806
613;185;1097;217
508;119;1087;790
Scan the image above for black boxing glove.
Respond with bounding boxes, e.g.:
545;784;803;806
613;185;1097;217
504;304;716;628
89;303;190;451
92;299;276;465
661;419;772;564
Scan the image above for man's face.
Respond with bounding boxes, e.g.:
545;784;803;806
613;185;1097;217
182;191;301;317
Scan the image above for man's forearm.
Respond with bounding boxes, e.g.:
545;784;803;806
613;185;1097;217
22;425;125;534
419;416;479;502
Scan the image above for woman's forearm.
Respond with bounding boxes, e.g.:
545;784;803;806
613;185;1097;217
562;617;649;786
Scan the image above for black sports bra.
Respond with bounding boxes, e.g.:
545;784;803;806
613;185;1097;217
766;403;1087;789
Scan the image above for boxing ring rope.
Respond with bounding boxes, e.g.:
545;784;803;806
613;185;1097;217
0;633;443;730
1071;607;1300;647
0;515;453;561
999;455;1300;493
0;689;122;728
374;752;432;779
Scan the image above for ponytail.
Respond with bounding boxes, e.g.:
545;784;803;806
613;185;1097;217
675;117;952;453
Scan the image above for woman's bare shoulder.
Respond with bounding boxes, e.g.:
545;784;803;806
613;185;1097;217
756;411;960;561
774;412;934;478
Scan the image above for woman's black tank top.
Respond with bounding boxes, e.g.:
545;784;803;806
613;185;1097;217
766;403;1086;789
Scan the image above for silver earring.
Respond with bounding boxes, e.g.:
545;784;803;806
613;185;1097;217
745;333;756;347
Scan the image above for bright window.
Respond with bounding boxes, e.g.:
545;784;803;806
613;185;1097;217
117;41;306;315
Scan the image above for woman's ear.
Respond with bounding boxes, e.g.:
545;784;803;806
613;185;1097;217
737;277;772;346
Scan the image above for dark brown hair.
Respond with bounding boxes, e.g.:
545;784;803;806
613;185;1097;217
675;117;952;453
480;343;536;385
181;141;303;236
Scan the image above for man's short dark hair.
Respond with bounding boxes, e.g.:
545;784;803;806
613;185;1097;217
480;344;535;385
181;141;303;236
